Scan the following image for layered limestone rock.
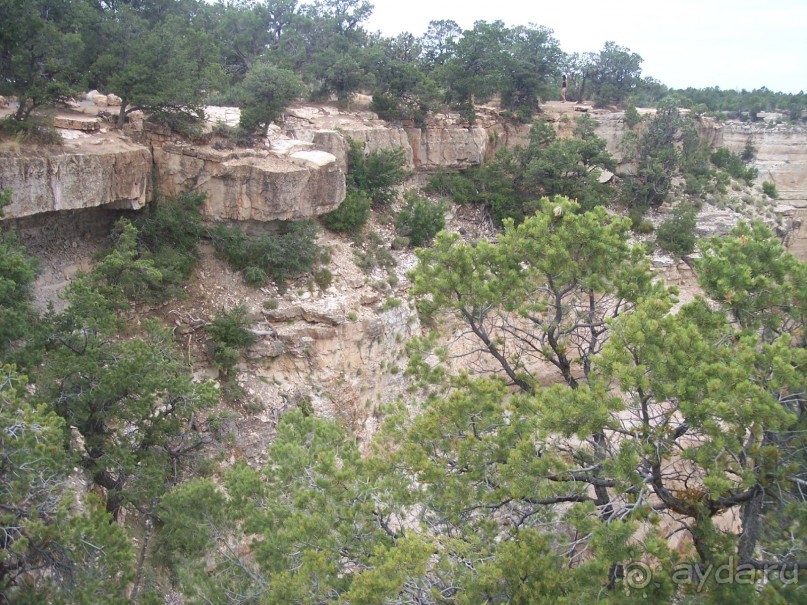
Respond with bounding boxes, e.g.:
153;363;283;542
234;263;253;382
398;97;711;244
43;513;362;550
714;121;807;261
284;104;491;170
407;126;489;169
0;140;151;219
720;122;807;205
589;109;723;163
152;143;345;222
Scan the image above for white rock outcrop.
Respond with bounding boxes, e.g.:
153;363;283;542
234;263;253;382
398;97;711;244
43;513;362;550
0;143;152;219
152;144;345;222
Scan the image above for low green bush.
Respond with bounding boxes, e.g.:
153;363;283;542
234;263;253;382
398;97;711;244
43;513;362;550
394;193;446;247
710;148;758;184
321;189;371;233
208;305;256;378
624;105;642;129
0;115;63;145
135;192;205;272
346;139;408;205
762;181;779;198
353;231;396;274
424;169;477;204
656;203;697;257
314;268;333;291
211;220;322;286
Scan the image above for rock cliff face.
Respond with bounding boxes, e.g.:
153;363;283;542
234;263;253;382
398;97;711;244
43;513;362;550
0;121;347;224
0;140;151;219
284;105;493;170
717;122;807;259
3;104;806;260
720;122;807;203
152;143;345;222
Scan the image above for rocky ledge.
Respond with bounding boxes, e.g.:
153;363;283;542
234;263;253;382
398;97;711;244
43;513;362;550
0;134;152;218
153;142;345;222
0;109;347;223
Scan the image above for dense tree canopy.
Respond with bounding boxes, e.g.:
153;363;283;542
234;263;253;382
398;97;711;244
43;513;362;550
2;0;804;130
150;199;806;603
1;1;806;601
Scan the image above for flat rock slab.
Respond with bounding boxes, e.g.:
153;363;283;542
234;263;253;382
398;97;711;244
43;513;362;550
54;116;101;131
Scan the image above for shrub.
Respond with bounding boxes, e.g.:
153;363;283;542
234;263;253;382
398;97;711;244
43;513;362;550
244;266;268;286
633;218;655;234
741;138;757;162
92;219;164;303
382;297;402;311
0;114;63;145
656;203;697;256
147;109;206;141
353;231;396;274
391;236;410;250
624;105;642;129
212;221;322;286
424;169;477;204
370;92;428;126
346;139;408;205
762;181;779;198
627;206;649;230
314;268;333;291
208;305;256;349
211;123;255;148
321;189;371;233
208;305;256;378
710;148;757;184
394;193;446;247
135;192;205;277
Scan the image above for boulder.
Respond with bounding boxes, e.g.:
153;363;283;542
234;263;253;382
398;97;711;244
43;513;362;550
106;93;122;106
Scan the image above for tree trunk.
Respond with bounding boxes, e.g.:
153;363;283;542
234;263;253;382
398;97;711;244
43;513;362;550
737;485;764;562
13;97;29;121
116;101;128;129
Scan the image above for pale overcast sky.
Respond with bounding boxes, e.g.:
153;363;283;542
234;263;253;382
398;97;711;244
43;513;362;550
363;0;807;94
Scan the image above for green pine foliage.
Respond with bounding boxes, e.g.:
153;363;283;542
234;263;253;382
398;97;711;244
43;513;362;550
394;193;446;247
0;192;41;367
237;62;305;134
710;147;758;184
211;220;322;287
208;304;256;378
1;365;135;603
655;202;698;256
321;189;372;233
762;180;779;198
160;203;806;603
345;139;409;206
423;116;616;224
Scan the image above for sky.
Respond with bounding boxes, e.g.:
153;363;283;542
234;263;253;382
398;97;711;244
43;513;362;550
363;0;807;94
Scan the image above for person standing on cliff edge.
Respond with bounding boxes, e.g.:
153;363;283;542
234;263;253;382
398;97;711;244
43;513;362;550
561;75;568;102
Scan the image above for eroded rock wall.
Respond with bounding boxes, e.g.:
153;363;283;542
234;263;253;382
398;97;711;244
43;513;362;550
152;143;345;222
0;143;151;219
720;123;807;204
285;105;493;171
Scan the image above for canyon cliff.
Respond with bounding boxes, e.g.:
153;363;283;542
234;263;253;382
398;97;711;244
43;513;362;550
2;103;805;254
